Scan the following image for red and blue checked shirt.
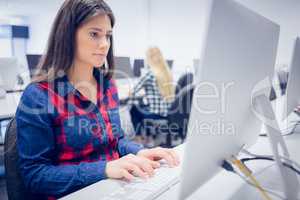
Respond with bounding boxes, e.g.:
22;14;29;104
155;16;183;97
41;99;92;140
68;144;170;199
16;70;143;199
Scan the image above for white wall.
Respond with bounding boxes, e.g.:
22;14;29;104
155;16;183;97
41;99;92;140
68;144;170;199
0;0;63;54
149;0;300;68
27;0;150;57
108;0;149;58
1;0;300;67
148;0;205;61
1;0;150;58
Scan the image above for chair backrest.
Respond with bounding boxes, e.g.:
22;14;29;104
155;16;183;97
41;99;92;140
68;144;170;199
4;118;33;200
175;73;194;95
168;74;194;138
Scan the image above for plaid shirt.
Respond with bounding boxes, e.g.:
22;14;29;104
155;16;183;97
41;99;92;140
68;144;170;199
129;70;172;116
16;70;143;199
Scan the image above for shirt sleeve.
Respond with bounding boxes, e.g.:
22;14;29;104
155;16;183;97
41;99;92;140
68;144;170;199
117;132;144;156
16;83;107;198
131;71;151;95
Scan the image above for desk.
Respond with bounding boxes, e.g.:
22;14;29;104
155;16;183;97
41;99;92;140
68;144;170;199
160;134;300;200
0;83;26;120
60;134;300;200
0;79;139;120
0;92;22;120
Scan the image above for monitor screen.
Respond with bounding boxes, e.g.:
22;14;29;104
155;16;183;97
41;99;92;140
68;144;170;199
12;25;29;39
26;54;42;77
133;59;144;77
114;56;134;79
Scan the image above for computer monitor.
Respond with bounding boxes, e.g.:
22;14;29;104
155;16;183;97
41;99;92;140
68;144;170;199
114;56;134;79
166;59;173;69
179;0;279;199
26;54;42;78
0;57;22;91
133;59;144;77
282;37;300;118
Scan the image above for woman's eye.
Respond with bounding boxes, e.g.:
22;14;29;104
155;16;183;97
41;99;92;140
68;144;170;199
89;32;98;38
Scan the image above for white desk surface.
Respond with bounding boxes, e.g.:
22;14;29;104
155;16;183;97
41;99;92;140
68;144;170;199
0;79;140;120
60;134;300;200
0;92;22;119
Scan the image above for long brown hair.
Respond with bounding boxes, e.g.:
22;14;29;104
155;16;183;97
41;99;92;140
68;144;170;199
34;0;115;82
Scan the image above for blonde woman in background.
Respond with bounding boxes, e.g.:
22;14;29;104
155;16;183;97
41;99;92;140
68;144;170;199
129;47;175;146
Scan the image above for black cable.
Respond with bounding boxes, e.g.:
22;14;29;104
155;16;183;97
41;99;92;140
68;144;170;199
241;157;300;175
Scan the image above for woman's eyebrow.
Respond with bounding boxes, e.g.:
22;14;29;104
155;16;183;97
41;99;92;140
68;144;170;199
88;27;112;34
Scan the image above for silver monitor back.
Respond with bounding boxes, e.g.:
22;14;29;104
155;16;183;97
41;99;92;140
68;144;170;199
283;37;300;118
179;0;279;199
0;57;21;91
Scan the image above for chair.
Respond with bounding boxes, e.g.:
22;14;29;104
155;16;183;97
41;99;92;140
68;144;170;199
4;118;34;200
140;73;194;147
175;73;194;95
166;82;194;144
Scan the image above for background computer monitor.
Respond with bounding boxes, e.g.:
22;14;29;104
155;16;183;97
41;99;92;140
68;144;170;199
179;0;279;199
282;37;300;118
0;57;22;91
26;54;42;78
133;59;144;77
114;56;134;79
166;59;174;69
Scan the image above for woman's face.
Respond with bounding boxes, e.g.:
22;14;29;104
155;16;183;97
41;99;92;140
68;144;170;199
74;14;112;68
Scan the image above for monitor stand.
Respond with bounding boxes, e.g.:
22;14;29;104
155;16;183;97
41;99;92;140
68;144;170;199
253;93;300;200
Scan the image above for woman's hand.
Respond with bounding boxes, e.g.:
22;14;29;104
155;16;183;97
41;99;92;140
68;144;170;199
105;154;160;181
137;147;180;167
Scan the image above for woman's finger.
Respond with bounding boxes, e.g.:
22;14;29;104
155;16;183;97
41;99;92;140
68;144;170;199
121;169;134;181
124;162;148;179
166;149;180;166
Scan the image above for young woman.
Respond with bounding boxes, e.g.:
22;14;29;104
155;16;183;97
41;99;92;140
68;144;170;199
129;47;175;145
16;0;179;199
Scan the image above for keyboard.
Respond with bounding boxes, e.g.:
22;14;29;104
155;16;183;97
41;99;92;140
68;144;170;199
101;163;181;200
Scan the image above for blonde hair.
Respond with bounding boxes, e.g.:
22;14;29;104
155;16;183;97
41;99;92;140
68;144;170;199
146;47;175;101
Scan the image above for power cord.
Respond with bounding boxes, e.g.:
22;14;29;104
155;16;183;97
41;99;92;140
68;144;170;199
230;156;273;200
222;160;286;199
222;159;283;200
